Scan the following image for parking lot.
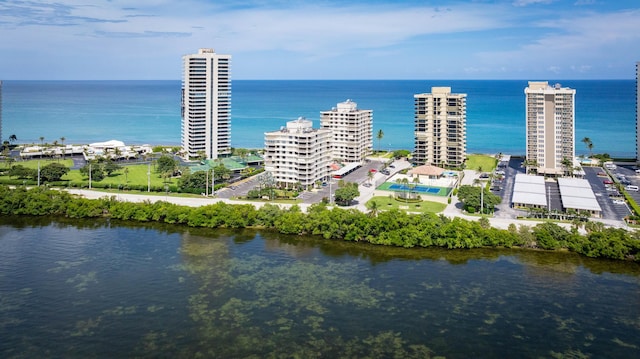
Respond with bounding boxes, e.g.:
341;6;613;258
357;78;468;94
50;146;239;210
582;166;631;221
491;157;526;218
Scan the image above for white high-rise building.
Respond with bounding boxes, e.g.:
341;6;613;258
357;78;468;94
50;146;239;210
413;87;466;167
525;81;576;176
181;48;231;160
264;118;332;190
320;99;372;162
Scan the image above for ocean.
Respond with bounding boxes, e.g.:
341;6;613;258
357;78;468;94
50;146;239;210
1;80;636;157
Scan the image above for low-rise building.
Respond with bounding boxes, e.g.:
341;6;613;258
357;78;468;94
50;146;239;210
264;118;331;190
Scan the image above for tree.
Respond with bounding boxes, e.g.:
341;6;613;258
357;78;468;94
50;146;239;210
235;148;249;163
366;200;379;217
334;182;360;206
39;136;45;158
367;170;374;184
9;134;17;144
213;163;231;182
156;155;178;176
179;171;208;192
9;165;37;180
104;160;122;176
457;184;501;214
124;167;129;183
560;157;573;177
376;129;384;153
80;162;105;182
581;137;593;157
392;149;411;159
40;163;69;182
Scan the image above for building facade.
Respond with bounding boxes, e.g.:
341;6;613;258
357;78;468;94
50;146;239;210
636;62;639;165
264;118;331;190
320;99;372;163
181;48;231;160
525;81;576;176
413;87;466;167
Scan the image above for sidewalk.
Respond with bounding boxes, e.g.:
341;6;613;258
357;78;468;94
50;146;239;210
66;188;627;231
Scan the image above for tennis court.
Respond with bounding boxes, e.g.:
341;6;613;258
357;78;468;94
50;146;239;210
388;183;441;194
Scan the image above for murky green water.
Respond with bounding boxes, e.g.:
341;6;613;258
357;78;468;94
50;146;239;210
1;216;639;358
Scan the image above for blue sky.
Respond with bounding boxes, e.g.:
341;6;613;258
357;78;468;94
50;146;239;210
0;0;638;80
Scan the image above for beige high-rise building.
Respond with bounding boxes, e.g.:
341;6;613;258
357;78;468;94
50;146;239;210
264;118;332;190
525;81;576;176
181;48;231;160
413;87;466;167
320;99;372;163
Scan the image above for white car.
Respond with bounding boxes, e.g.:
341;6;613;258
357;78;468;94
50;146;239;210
612;200;626;205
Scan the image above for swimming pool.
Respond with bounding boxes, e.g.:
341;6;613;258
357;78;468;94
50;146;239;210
388;184;441;194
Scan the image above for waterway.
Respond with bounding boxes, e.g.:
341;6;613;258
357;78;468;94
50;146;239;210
1;216;639;358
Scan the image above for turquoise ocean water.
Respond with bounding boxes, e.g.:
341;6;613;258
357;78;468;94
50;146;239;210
1;80;636;157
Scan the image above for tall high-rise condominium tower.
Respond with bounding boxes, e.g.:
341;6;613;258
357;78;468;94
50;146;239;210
525;81;576;176
413;87;466;167
181;48;231;160
636;62;639;165
320;99;373;163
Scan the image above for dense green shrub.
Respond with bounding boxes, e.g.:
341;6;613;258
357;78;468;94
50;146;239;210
0;185;638;261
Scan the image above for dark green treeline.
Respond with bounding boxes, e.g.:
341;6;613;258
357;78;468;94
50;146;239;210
0;185;638;261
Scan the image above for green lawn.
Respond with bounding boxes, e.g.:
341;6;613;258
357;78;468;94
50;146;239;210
63;163;179;187
366;196;447;214
466;154;497;172
1;159;179;188
4;158;74;169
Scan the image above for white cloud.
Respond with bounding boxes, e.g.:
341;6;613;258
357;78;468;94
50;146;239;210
512;0;555;7
475;9;640;78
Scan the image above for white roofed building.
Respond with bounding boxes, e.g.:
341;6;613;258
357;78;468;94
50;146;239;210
512;174;547;209
557;177;602;217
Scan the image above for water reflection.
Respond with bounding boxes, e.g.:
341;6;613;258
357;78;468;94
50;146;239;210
0;217;638;358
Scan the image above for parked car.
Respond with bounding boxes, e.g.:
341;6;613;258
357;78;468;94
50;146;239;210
626;185;639;191
369;169;377;173
381;170;390;175
389;164;395;168
613;200;626;205
603;179;614;185
635;169;640;174
597;172;607;177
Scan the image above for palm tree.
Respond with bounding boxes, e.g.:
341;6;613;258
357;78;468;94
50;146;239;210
376;129;384;154
560;157;573;177
366;200;379;217
367;170;374;185
581;137;593;157
39;136;45;158
9;134;17;144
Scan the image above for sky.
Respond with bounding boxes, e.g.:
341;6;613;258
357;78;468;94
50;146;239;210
0;0;639;80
